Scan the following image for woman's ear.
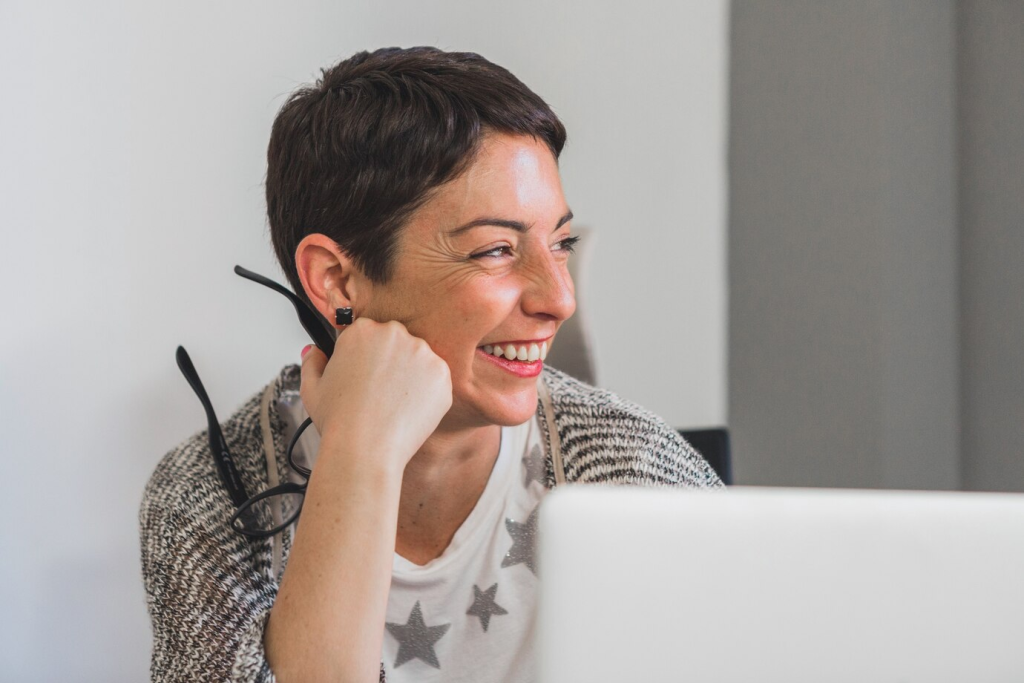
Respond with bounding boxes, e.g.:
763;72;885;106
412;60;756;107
294;233;365;327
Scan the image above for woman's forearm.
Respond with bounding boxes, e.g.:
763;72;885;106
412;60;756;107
264;429;404;683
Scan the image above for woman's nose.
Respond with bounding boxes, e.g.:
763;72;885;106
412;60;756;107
522;253;576;322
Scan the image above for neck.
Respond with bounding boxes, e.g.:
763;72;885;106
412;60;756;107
402;415;500;487
395;417;502;564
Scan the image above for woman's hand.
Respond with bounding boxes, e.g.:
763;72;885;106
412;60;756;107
298;317;453;475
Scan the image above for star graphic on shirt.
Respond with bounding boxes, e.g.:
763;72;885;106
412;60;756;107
522;443;546;489
466;583;509;632
385;601;451;669
501;505;539;575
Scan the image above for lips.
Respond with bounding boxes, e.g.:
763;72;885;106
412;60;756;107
477;346;544;377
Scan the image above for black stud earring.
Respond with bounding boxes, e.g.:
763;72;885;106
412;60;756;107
335;307;353;326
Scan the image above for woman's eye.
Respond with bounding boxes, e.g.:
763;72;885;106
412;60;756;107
471;245;512;259
471;235;580;260
556;235;581;254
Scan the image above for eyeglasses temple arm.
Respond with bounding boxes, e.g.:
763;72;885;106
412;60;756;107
234;265;336;360
175;345;251;507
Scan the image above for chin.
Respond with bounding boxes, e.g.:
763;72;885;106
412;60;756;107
466;383;539;427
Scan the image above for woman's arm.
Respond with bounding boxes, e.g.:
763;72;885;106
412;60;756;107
263;430;403;682
263;319;453;682
140;319;450;682
140;500;279;682
139;440;395;683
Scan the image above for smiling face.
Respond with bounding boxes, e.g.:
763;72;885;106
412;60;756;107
359;132;577;428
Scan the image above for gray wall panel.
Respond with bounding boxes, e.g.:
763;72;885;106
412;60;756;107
729;1;960;489
958;1;1024;492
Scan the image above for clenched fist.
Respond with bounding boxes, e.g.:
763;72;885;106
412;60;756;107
299;318;453;475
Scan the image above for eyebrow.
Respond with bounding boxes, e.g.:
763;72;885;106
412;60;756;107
447;210;574;237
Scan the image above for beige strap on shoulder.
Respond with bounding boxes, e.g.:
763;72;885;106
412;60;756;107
259;381;284;582
537;375;567;486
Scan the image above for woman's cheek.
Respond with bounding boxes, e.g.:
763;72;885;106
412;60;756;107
478;280;524;313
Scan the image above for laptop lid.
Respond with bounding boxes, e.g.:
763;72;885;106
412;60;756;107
537;486;1024;683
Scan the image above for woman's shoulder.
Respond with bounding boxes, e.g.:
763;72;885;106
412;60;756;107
540;364;687;432
539;365;724;488
139;372;285;681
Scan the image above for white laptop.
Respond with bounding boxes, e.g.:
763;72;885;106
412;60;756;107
537;485;1024;683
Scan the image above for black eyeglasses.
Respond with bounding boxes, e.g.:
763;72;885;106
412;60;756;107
175;265;337;538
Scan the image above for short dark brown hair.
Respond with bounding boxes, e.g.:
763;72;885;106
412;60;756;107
265;46;567;322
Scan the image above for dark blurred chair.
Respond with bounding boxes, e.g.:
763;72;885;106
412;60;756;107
678;428;732;485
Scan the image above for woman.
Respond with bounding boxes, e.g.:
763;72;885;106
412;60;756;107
140;46;723;683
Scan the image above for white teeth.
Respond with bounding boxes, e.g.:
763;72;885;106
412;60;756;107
486;340;550;362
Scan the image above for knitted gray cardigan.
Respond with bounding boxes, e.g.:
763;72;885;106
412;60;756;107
140;363;723;682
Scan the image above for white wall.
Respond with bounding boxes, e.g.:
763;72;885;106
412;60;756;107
0;1;727;679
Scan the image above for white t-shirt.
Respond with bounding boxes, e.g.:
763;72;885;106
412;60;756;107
384;415;546;682
277;395;547;682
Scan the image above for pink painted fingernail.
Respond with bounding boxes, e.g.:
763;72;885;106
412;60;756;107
301;344;314;359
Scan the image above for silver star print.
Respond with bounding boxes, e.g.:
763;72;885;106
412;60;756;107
522;443;546;488
466;583;509;632
385;601;451;669
501;505;539;575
